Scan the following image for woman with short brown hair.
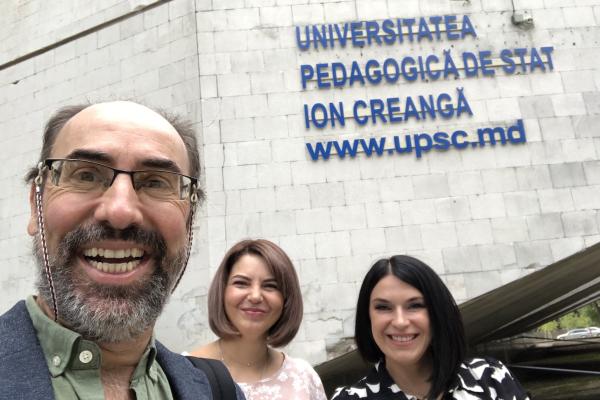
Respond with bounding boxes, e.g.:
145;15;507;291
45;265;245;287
191;239;326;400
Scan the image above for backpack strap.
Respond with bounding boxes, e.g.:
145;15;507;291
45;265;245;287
186;356;238;400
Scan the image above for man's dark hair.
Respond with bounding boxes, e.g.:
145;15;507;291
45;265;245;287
354;255;466;399
24;103;202;196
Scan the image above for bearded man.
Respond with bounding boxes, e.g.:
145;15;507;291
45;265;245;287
0;102;243;400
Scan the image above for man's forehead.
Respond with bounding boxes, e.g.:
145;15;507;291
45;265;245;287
52;101;190;172
65;101;178;135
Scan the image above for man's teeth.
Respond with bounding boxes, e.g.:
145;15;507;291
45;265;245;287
390;335;417;342
89;260;141;273
83;248;144;258
83;248;144;273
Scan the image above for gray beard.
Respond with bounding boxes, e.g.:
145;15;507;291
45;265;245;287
33;222;186;343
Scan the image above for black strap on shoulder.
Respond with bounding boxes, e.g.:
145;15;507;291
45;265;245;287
186;356;237;400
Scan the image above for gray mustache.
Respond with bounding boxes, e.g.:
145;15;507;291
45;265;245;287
59;222;167;260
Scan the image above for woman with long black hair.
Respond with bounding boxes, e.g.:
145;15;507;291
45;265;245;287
332;255;529;400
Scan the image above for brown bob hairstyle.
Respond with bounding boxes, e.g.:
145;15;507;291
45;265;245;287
207;239;303;348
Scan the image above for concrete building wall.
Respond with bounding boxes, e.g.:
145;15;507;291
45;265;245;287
1;0;599;364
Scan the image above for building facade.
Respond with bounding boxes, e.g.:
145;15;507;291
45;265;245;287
1;0;599;363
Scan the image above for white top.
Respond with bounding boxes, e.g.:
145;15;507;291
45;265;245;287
237;354;327;400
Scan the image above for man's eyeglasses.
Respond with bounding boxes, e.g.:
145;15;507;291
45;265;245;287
44;159;197;201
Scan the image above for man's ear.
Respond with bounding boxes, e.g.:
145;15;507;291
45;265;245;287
27;183;38;236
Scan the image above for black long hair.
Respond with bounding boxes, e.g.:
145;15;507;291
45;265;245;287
354;255;466;399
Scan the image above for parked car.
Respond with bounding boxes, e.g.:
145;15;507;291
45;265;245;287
588;326;600;337
556;328;597;340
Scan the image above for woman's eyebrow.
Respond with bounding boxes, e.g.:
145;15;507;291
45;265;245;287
229;274;250;280
370;296;425;302
371;298;390;303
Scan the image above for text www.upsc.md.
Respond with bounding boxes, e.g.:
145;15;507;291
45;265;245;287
305;119;526;161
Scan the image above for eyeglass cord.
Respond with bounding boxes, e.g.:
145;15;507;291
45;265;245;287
35;163;59;322
171;189;198;293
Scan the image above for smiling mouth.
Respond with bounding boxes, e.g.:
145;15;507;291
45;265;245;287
241;308;266;315
389;334;418;343
83;247;145;273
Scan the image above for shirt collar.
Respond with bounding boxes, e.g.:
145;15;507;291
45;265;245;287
372;360;406;394
133;336;160;383
25;295;158;380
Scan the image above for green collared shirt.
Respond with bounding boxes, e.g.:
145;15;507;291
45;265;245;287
26;296;173;400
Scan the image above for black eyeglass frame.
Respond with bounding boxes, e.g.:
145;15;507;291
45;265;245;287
43;158;198;201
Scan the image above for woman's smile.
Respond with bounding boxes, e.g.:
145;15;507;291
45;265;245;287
369;275;432;369
224;254;284;338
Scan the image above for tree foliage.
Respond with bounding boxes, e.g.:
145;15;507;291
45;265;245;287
537;300;600;334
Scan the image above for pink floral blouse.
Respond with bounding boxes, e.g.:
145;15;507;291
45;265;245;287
237;354;327;400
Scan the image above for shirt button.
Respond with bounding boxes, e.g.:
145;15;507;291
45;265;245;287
79;350;93;364
52;355;61;366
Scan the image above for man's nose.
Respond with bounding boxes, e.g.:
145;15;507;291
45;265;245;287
93;174;143;229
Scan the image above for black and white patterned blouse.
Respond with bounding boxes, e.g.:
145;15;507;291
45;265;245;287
331;357;530;400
